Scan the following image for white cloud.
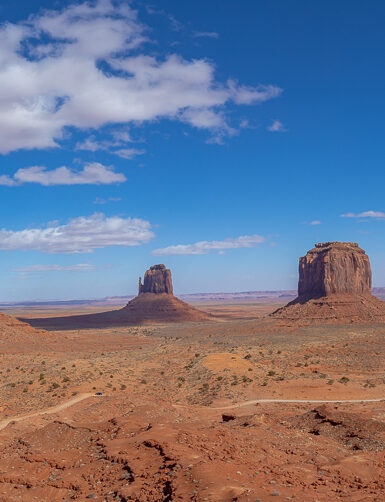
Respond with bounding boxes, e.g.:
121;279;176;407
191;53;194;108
0;213;154;253
0;1;282;153
93;197;122;205
267;120;286;132
193;31;219;39
14;263;96;274
341;211;385;219
0;162;125;186
113;148;145;160
229;81;282;105
310;220;321;225
152;234;265;255
75;138;103;152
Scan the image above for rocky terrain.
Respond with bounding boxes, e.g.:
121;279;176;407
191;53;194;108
0;305;384;501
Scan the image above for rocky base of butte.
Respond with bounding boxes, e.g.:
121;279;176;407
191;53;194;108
271;242;385;324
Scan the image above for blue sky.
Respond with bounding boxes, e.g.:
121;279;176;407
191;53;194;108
0;0;384;301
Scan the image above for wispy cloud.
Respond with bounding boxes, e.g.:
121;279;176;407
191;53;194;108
267;120;286;132
341;211;385;219
193;31;219;39
229;81;283;105
0;213;154;254
113;148;145;160
152;234;265;255
93;197;122;205
14;263;96;275
0;1;282;153
75;130;144;158
0;163;126;186
301;220;322;226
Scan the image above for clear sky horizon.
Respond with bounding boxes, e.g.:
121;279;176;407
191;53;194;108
0;0;385;301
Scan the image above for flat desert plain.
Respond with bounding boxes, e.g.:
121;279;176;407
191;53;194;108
0;299;384;501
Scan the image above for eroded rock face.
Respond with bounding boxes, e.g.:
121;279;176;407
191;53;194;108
139;264;173;295
298;242;371;299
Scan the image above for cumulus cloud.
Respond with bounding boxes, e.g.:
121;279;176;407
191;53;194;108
0;162;125;186
341;211;385;219
0;213;154;253
267;120;286;132
14;263;96;275
152;234;265;255
0;1;282;153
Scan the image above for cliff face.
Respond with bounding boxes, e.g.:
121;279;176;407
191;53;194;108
298;242;371;299
139;264;173;295
271;241;385;325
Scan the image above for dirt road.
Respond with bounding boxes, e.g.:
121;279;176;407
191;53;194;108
211;397;385;410
0;392;98;432
1;394;383;432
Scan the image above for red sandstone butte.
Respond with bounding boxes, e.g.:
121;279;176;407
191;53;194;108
298;242;371;299
139;264;173;295
271;242;385;324
24;264;211;329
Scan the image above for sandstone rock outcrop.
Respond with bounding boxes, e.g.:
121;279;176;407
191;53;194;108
139;264;173;295
298;242;371;299
271;241;385;324
26;264;211;329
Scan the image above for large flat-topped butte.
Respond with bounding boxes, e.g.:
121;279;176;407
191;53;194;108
272;242;385;324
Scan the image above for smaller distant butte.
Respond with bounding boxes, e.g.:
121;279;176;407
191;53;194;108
271;241;385;324
23;264;212;330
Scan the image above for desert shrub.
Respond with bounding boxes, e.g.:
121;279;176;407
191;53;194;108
339;376;349;384
267;370;276;377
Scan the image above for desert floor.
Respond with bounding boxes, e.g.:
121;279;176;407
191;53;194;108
0;299;384;501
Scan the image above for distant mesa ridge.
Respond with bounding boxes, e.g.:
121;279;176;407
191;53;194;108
23;264;211;330
271;241;385;324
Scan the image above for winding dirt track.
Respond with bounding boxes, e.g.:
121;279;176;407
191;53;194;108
0;394;383;432
0;392;97;432
210;397;385;410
